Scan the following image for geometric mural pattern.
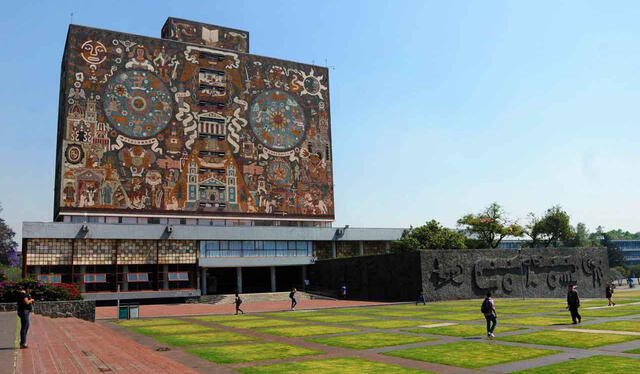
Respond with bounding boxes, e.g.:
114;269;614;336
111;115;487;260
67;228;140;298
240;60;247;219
56;20;333;219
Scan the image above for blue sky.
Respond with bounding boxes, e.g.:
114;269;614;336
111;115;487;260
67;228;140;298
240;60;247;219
2;1;640;245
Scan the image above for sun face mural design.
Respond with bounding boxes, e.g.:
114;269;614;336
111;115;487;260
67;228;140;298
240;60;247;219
249;90;306;152
57;22;333;219
103;71;173;139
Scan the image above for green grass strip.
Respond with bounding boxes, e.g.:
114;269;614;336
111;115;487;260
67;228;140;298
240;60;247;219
116;318;187;327
404;324;523;337
384;341;557;369
309;332;438;350
258;325;358;337
130;323;216;336
513;355;640;373
238;357;431;374
153;331;256;346
498;330;639;349
187;342;322;364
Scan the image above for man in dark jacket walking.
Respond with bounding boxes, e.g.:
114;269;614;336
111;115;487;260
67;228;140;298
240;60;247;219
567;285;581;324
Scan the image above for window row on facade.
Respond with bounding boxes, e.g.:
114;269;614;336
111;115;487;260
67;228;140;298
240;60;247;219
199;240;312;257
62;215;331;227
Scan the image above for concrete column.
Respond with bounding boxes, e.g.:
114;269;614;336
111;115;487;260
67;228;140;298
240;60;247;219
236;267;243;294
359;241;364;256
331;242;337;258
79;265;86;292
270;266;277;292
201;268;207;295
162;264;169;290
121;265;129;291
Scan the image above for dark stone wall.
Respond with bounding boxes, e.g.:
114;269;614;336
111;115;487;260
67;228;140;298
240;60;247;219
421;248;608;300
309;252;422;301
309;248;608;301
0;300;96;322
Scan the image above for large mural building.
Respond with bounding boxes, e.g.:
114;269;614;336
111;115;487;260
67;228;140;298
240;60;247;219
55;18;333;221
22;18;404;303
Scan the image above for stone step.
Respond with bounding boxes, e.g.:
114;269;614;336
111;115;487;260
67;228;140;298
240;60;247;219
200;291;330;304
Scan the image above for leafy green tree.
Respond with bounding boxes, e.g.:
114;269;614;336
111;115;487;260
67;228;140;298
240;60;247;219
457;203;524;248
0;204;19;266
392;220;466;251
527;205;574;247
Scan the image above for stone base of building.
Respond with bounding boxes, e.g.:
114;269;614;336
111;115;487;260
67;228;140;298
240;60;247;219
0;300;95;322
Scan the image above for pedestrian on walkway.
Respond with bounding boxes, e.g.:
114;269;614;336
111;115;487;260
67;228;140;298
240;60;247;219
567;285;581;324
416;289;426;305
289;288;297;311
234;293;244;315
481;292;497;338
17;286;34;349
340;285;347;299
606;284;616;307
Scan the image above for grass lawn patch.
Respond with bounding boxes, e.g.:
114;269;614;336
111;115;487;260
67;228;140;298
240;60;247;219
497;330;639;349
187;342;322;364
404;324;523;337
501;316;580;326
347;319;427;329
238;357;430;374
498;307;565;314
572;309;640;318
261;311;328;319
329;307;386;314
116;318;187;327
428;313;487;321
218;318;302;329
513;355;640;374
154;331;256;346
384;341;557;369
259;325;358;337
624;347;640;354
578;320;640;333
309;332;438;350
130;323;216;336
295;314;376;323
366;310;438;318
191;315;264;323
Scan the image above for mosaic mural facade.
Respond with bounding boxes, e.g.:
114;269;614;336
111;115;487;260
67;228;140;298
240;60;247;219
55;21;333;220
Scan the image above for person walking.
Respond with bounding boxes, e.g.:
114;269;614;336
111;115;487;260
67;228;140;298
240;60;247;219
416;289;426;305
289;288;297;311
340;285;347;299
234;293;244;315
567;285;581;324
606;285;616;307
481;292;497;338
17;286;34;349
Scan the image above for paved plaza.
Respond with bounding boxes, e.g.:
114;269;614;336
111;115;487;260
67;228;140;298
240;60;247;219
7;288;640;373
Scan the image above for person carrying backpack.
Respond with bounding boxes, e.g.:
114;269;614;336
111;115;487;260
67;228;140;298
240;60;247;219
481;292;497;338
605;285;615;307
234;293;244;315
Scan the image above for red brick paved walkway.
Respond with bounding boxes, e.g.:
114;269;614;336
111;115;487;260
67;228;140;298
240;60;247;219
96;299;391;319
16;314;200;374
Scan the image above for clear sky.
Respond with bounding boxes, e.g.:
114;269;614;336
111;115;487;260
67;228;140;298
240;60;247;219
2;1;640;246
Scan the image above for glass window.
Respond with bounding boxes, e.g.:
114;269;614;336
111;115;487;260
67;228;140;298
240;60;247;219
122;217;137;224
95;274;106;282
137;217;149;224
51;274;62;283
127;273;149;282
178;272;189;280
229;241;242;250
212;220;225;226
276;241;288;250
168;218;181;225
84;274;95;283
255;241;264;250
263;241;276;250
168;272;179;281
198;219;212;226
219;241;229;250
242;241;255;250
71;216;87;223
138;273;149;281
148;218;161;224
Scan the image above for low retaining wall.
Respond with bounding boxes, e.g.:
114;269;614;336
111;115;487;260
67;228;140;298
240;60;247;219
0;300;95;322
310;248;609;301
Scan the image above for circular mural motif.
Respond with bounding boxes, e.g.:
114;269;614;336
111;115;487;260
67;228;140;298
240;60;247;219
64;144;84;165
103;70;173;139
303;76;321;95
266;159;293;186
249;90;306;151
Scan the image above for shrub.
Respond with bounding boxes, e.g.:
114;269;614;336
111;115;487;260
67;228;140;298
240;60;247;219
0;279;82;302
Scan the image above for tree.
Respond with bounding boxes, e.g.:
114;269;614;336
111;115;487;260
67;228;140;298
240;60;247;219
392;220;466;251
566;222;599;247
457;203;524;248
527;205;574;247
0;203;19;267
